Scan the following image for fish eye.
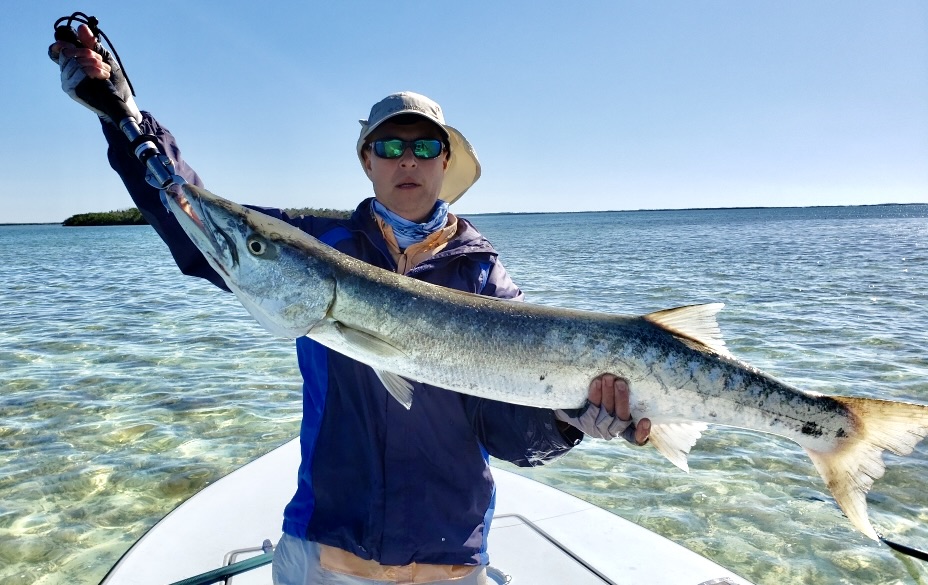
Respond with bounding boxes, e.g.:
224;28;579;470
246;235;270;256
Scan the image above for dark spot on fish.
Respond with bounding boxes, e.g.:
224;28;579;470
709;411;717;418
539;374;546;381
801;421;823;437
836;427;847;438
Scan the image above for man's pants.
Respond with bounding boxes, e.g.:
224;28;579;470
272;534;490;585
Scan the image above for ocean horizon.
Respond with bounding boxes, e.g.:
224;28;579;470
4;200;925;227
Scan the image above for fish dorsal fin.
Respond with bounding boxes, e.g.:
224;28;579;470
643;303;731;358
648;421;709;472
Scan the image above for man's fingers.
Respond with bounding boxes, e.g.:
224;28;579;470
57;44;108;79
77;24;97;48
588;376;603;407
50;23;95;61
613;378;631;421
75;54;111;79
50;42;110;79
578;373;650;446
600;374;617;415
635;418;651;445
54;26;109;79
588;373;633;418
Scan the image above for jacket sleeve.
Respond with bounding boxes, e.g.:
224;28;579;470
464;398;583;467
102;111;235;290
463;257;584;467
102;112;309;292
480;258;524;301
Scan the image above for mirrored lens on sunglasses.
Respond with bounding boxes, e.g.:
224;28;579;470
373;139;443;159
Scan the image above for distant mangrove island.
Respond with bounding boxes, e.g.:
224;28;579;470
63;208;147;226
62;207;352;226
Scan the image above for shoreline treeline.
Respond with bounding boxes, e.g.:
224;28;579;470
62;207;351;226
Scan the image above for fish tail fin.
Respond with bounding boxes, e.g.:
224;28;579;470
805;396;928;540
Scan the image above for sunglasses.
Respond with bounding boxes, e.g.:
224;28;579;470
371;138;445;160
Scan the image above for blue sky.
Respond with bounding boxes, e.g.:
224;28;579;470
4;1;926;223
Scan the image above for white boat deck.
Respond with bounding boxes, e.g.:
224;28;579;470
100;439;752;585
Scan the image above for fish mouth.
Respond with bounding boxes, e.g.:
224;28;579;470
163;184;238;276
209;221;239;275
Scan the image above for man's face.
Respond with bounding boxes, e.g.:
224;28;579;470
363;119;449;222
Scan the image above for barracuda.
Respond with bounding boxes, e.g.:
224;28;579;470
164;182;928;541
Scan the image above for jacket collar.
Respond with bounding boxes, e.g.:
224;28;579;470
350;198;498;259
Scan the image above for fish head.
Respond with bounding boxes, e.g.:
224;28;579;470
162;183;336;338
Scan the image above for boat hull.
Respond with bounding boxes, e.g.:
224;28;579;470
100;439;752;585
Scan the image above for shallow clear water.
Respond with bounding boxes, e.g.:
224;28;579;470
1;205;927;585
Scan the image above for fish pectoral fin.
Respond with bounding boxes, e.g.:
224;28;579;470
804;395;928;541
331;323;415;409
374;370;414;410
648;421;709;472
334;322;408;359
643;303;732;358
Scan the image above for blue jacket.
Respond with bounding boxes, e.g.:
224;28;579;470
102;113;582;566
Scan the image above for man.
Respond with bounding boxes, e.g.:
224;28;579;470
51;24;650;585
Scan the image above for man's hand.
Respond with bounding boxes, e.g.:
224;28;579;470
48;24;141;124
49;24;111;79
556;374;651;445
